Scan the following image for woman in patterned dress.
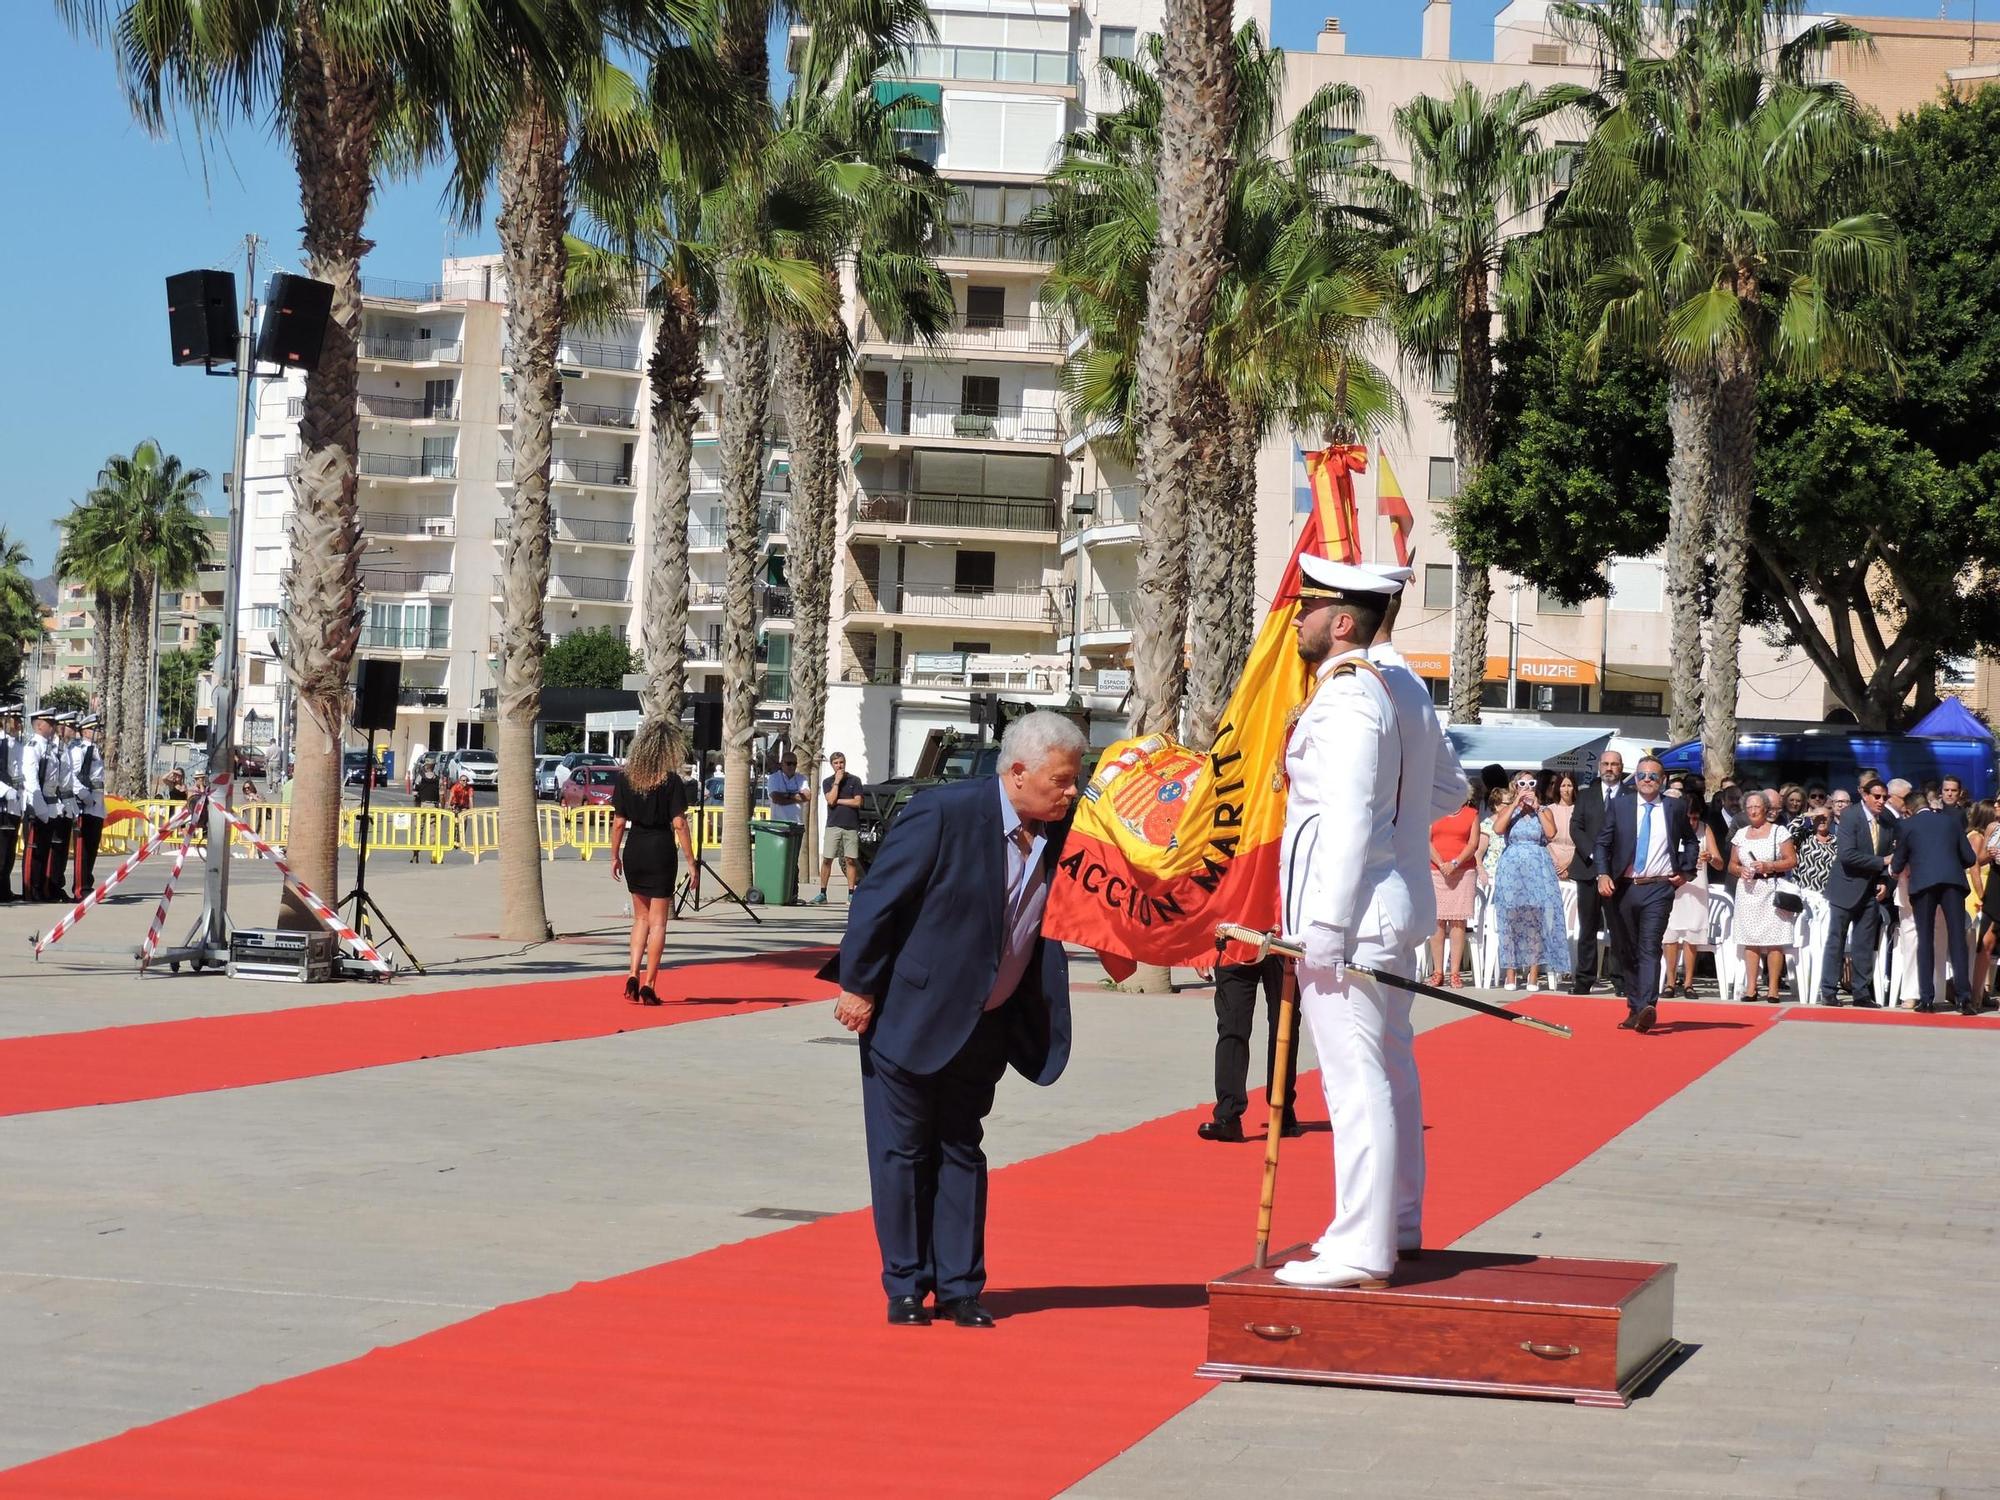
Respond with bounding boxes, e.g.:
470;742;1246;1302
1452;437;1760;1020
1489;770;1569;991
1794;810;1837;894
1728;791;1798;1001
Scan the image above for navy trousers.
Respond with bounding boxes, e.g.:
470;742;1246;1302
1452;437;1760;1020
860;1004;1011;1304
1910;885;1970;1009
1211;956;1298;1128
1818;897;1884;1005
1609;879;1675;1016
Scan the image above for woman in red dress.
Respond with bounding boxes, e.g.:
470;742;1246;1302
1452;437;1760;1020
1428;779;1483;987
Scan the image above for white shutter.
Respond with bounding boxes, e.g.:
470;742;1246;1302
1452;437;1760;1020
1000;98;1062;173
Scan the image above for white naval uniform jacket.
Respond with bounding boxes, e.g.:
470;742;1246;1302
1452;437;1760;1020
0;734;23;821
70;740;105;819
1280;647;1466;953
22;733;62;822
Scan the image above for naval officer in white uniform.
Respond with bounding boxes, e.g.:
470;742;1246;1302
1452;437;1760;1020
1276;557;1466;1289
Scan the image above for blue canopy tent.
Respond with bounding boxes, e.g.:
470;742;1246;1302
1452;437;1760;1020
1909;697;1991;741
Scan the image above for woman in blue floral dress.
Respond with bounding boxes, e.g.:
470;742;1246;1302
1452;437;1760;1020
1490;770;1569;990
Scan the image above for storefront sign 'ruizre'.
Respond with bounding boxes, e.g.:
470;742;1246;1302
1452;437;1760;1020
1045;447;1365;976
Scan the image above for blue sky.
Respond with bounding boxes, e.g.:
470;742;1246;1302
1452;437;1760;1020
0;0;1973;577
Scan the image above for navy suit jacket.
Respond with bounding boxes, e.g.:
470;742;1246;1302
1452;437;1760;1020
1567;779;1618;881
1593;791;1702;883
1890;806;1974;894
822;777;1071;1085
1829;805;1897;909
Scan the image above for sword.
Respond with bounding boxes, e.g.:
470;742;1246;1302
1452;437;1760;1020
1213;923;1573;1039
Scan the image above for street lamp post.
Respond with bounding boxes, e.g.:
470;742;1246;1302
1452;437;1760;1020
1066;491;1097;708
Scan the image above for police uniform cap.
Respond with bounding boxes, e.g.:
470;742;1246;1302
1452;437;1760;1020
1298;554;1405;602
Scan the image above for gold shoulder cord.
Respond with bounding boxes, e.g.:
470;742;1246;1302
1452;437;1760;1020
1274;656;1388;792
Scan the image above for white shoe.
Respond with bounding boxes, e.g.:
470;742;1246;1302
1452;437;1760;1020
1273;1254;1390;1289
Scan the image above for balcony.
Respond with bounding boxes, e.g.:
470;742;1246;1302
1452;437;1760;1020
689;581;727;608
360;568;453;595
362;510;455;538
362;275;479;304
1078;589;1136;635
498;399;640;431
549;573;632;604
763;586;794;619
851;491;1058;536
290;393;459;422
889;44;1075;86
360;625;452;652
358;335;463;365
760;670;791;704
855;398;1064;447
842;583;1057;626
859;310;1066;357
508;338;643;373
495;455;635;489
933;223;1050;265
360;451;457;481
492;515;636;546
689;521;726;550
1063;485;1142;534
396;686;451;710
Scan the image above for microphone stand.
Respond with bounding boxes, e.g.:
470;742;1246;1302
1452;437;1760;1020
675;772;760;923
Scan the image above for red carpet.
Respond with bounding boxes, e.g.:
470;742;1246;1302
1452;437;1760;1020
0;996;1773;1499
0;950;835;1118
1782;1005;2000;1029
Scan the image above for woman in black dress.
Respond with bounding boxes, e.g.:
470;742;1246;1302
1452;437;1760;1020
609;718;695;1004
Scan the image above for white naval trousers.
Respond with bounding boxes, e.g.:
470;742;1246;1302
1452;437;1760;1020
1297;940;1424;1277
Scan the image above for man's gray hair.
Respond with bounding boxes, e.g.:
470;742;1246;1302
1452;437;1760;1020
1887;777;1913;799
999;710;1087;770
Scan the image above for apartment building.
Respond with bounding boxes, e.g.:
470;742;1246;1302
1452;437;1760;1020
235;264;793;769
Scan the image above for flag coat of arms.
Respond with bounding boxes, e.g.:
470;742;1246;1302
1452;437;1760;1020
1044;446;1369;972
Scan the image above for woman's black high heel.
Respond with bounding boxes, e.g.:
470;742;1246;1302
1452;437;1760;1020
623;973;641;1003
639;984;661;1006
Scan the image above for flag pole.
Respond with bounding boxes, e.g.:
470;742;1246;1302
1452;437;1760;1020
1253;959;1300;1270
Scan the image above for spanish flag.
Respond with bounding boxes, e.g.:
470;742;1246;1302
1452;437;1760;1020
1376;451;1414;567
1044;445;1368;972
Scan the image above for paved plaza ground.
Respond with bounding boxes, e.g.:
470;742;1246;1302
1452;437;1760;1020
2;849;1997;1496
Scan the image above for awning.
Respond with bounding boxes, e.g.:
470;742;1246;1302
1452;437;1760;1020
1910;695;1992;741
873;80;942;127
1445;723;1614;778
1403;652;1598;686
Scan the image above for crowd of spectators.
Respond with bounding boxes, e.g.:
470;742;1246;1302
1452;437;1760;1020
1427;760;2000;1011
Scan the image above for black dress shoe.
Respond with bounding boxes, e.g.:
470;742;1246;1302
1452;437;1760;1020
886;1295;931;1326
1961;1001;1982;1017
1852;997;1880;1008
1569;981;1594;996
940;1297;994;1328
1616;1013;1637;1030
1631;1004;1657;1034
1197;1118;1245;1143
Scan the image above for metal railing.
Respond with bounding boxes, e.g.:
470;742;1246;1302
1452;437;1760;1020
504;338;642;372
889;43;1075;85
851;491;1058;533
360;626;452;651
763;586;794;619
860;310;1066;353
855;398;1064;444
394;686;451;707
1079;589;1137;632
360;568;454;594
760;670;791;704
689;582;727;607
358;335;463;364
761;503;790;536
490;515;636;545
688;521;727;549
362;392;457;421
933;223;1049;262
360;451;457;480
552;456;634;488
497;399;640;430
842;582;1057;624
362;276;480;303
361;510;455;537
548;573;632;603
1063;485;1143;533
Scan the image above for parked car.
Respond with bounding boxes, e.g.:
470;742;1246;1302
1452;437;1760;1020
533;754;565;800
554;751;618;792
341;750;381;788
451;748;500;788
560;765;620;808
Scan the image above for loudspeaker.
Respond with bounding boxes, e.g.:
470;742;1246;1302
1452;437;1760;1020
254;273;333;372
166;270;238;367
692;699;722;760
353;659;402;733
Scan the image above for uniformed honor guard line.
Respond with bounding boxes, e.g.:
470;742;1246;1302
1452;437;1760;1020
1213;922;1569;1270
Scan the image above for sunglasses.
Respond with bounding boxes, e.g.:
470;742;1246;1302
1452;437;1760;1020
1865;788;1887;798
1634;771;1663;782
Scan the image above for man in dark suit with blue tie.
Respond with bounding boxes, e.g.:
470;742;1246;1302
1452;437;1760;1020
1820;779;1898;1008
1594;755;1701;1032
829;711;1085;1327
1891;799;1976;1013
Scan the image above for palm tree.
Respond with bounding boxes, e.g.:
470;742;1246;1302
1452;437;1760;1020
59;0;553;917
1554;0;1904;779
0;531;44;703
57;443;211;797
1384;81;1575;727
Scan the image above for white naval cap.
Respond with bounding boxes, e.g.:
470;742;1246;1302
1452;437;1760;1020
1298;554;1406;601
1364;563;1414;588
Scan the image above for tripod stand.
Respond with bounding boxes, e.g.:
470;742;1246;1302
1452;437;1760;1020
337;728;425;973
674;773;761;923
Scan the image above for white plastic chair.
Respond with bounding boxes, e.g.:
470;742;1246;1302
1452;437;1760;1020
1471;885;1500;988
1794;891;1828;1003
1707;889;1738;1003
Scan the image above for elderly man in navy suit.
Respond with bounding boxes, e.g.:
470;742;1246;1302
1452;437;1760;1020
1892;798;1976;1014
1594;755;1702;1033
1819;779;1898;1008
829;710;1084;1327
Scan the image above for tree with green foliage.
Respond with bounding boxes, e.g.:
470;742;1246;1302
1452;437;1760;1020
38;684;92;717
0;529;41;698
157;623;221;741
543;626;641;690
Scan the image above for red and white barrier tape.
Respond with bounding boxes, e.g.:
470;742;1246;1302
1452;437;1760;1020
138;823;199;974
214;806;390;973
33;798;202;959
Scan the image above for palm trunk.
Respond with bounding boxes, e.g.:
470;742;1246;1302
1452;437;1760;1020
1701;341;1757;785
1663;366;1715;746
493;94;568;943
715;265;769;894
1184;382;1241;749
279;7;380;924
123;580;154;798
1129;0;1238;739
640;286;703;728
778;322;843;889
1447;278;1496;723
97;590;128;794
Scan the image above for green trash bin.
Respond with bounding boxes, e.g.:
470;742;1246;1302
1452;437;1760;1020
749;819;804;906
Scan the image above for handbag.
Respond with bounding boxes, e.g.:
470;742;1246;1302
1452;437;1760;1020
1773;889;1805;914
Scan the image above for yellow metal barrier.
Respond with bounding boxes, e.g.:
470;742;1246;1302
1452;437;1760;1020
538;805;567;861
361;807;457;863
695;805;774;848
458;808;501;863
566;804;615;860
230;802;290;856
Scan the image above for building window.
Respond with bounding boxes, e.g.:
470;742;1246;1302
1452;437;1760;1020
254;547;284;575
1428;457;1456;499
1100;25;1137;59
1535;590;1581;616
965;286;1007;329
1553;140;1585;188
961;375;1001;416
1514;682;1590;713
1608;559;1663;612
1431;353;1457;394
1423;564;1454;610
1600;688;1665;716
251;604;281;630
954;550;997;593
